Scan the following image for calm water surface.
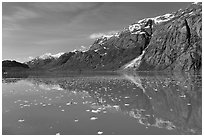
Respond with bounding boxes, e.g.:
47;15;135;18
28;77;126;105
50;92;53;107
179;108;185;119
2;72;202;135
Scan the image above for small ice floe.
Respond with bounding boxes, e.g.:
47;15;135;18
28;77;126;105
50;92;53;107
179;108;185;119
153;88;158;92
83;101;89;104
187;103;191;106
124;103;130;106
97;131;103;135
56;132;60;135
66;102;72;106
91;109;100;113
86;109;90;112
23;104;30;107
74;119;79;122
90;116;98;120
42;104;46;107
73;102;77;105
18;119;25;122
61;109;65;112
180;95;186;98
124;96;130;99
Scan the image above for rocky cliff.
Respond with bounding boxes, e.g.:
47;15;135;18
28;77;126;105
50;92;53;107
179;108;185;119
137;3;202;73
24;3;201;73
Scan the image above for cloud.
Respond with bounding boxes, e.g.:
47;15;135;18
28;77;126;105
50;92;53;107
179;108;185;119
89;30;119;39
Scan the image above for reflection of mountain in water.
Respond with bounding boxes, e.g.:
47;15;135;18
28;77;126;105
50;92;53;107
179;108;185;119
123;72;202;135
24;73;201;134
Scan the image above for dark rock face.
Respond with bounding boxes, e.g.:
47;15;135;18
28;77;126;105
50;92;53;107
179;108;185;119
2;60;29;72
138;3;202;73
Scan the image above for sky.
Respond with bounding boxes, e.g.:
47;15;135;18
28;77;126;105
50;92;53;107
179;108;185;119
2;2;191;62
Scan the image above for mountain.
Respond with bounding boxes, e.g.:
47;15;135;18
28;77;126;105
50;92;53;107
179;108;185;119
26;52;64;69
19;3;202;73
2;60;29;73
136;3;202;73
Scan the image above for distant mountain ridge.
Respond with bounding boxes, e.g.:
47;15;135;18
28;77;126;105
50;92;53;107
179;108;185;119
3;3;202;73
2;60;29;73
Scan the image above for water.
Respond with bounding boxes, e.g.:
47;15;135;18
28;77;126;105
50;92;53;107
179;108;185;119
2;72;202;135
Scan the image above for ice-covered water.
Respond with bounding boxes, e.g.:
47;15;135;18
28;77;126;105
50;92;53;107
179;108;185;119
2;72;202;135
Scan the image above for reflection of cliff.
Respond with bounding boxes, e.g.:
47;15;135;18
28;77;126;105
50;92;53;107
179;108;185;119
122;72;202;134
25;73;201;134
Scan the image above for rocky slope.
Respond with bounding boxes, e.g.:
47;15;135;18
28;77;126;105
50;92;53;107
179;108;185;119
137;3;202;73
26;52;64;69
24;3;201;73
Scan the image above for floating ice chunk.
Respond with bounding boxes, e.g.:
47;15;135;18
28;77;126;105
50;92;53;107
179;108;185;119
91;109;100;113
180;95;186;98
73;102;77;105
97;131;103;135
56;132;60;135
74;119;79;122
90;116;98;120
61;109;65;112
18;119;25;122
66;102;71;106
103;111;107;113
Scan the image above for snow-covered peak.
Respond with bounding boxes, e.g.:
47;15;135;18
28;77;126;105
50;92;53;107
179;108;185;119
128;24;141;32
38;52;64;59
154;13;175;24
128;13;175;33
39;53;52;59
96;32;120;45
51;52;64;58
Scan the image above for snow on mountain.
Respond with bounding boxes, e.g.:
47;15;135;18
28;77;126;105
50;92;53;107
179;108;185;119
123;50;145;69
96;32;120;45
38;52;64;59
137;13;175;25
